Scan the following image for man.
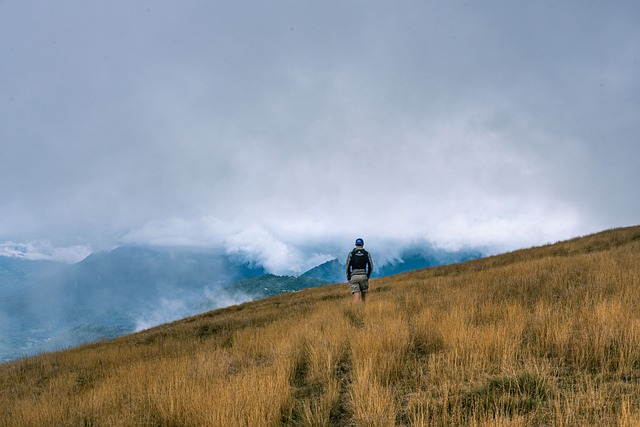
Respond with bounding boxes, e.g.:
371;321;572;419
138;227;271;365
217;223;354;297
346;238;374;304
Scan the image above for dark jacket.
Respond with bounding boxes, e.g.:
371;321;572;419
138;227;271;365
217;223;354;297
346;247;373;280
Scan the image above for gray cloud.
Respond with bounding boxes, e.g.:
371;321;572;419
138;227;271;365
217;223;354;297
1;1;638;266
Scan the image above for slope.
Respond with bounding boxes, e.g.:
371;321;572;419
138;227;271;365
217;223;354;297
1;225;639;426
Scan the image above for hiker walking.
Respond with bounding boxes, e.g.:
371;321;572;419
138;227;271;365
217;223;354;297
346;238;374;304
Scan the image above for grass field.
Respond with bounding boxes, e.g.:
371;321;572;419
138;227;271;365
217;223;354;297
1;226;639;426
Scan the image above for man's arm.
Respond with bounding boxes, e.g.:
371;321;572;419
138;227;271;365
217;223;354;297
345;252;352;280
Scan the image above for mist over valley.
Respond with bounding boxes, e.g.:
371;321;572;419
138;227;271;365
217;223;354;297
0;244;481;362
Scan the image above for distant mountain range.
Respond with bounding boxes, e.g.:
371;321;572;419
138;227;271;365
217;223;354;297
0;245;482;362
0;247;266;362
223;274;328;300
301;258;344;283
0;256;66;298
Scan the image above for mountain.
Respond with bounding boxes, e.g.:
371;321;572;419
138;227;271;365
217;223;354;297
3;226;639;425
223;274;328;300
219;248;483;304
376;248;483;277
299;247;483;284
0;256;66;297
0;244;482;362
301;258;344;283
0;246;266;362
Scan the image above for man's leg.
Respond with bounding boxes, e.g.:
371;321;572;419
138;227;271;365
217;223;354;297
350;276;368;304
353;291;362;303
359;275;368;304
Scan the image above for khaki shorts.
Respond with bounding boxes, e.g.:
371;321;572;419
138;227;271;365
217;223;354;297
349;275;369;294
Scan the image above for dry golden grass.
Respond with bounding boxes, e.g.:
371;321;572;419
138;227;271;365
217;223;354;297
1;225;639;426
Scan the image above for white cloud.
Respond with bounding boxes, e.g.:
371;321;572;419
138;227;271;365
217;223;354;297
134;298;189;332
0;0;637;259
0;241;91;264
134;288;254;332
121;217;231;247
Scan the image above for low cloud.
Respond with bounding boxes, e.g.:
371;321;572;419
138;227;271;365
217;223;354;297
0;1;637;262
123;219;336;275
134;287;254;332
0;241;92;263
134;297;190;332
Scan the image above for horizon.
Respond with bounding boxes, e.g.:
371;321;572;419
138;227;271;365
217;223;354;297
0;236;489;277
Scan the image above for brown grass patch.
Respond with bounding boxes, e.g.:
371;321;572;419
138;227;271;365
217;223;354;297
2;226;640;425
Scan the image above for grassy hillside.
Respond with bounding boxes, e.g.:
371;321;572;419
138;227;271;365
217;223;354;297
1;226;639;426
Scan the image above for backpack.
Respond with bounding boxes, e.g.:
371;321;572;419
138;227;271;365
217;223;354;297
350;248;369;270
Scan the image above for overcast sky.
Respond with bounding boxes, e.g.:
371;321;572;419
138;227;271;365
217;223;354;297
1;1;638;273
